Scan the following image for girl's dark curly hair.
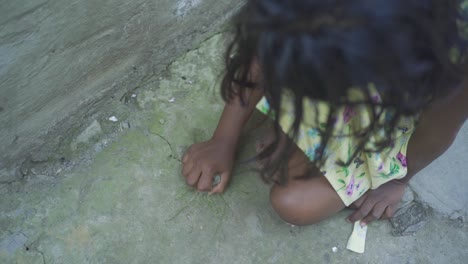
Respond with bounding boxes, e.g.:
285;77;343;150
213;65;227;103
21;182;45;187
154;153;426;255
221;0;468;184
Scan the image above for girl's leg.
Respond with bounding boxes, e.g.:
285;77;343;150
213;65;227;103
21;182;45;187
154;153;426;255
257;129;346;226
270;170;346;226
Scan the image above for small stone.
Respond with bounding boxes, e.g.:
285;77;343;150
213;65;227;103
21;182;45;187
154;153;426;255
109;116;118;122
94;144;102;152
30;152;50;163
332;247;338;253
449;212;464;223
168;97;176;103
119;121;131;130
131;94;137;98
20;166;29;176
71;120;103;151
212;175;221;186
77;120;102;143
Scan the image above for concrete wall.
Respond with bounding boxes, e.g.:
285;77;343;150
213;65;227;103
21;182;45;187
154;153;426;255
0;0;242;180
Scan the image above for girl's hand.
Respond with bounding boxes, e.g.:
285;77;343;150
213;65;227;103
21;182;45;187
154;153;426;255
182;138;236;194
347;180;407;226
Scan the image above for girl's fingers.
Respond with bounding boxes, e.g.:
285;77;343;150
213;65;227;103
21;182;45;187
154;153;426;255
347;196;375;223
209;172;230;194
186;169;202;187
198;168;216;192
383;205;396;219
182;146;193;163
349;192;367;209
361;202;387;225
182;160;194;177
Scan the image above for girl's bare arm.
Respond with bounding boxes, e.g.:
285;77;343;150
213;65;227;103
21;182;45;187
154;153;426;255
211;85;265;147
182;61;264;193
401;83;468;183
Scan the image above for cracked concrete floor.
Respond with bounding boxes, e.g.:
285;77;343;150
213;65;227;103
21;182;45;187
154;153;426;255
1;34;467;264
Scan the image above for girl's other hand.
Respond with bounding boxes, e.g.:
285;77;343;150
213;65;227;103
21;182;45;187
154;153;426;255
347;180;407;226
182;138;236;194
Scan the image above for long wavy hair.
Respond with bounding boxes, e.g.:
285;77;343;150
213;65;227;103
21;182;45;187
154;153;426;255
221;0;468;184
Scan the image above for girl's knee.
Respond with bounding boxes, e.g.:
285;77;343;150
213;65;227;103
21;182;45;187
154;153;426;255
270;184;322;226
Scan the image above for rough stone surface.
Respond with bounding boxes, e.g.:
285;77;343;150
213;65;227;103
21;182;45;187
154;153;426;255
449;212;465;223
1;33;467;264
0;0;244;180
390;203;431;237
71;120;103;151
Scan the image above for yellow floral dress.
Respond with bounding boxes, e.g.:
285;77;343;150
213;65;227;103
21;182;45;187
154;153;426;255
256;84;416;206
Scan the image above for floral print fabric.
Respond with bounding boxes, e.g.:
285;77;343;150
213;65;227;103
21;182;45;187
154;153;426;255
256;85;416;206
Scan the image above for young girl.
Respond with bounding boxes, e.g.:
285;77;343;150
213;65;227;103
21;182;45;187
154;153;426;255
182;0;468;226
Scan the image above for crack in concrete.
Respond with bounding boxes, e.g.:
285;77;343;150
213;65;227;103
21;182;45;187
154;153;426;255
24;233;47;264
25;247;46;264
154;133;182;163
0;175;26;187
37;248;46;264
